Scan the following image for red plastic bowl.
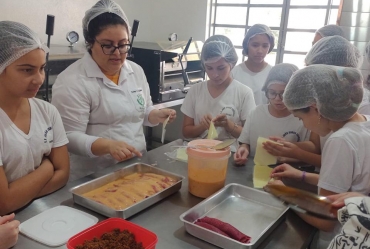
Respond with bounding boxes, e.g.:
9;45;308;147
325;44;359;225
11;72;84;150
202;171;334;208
67;218;158;249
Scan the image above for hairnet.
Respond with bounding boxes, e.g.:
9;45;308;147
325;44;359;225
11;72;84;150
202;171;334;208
262;63;299;91
242;24;275;55
0;21;49;75
83;0;131;36
366;40;370;64
305;35;362;68
284;65;364;122
201;35;238;68
316;25;345;38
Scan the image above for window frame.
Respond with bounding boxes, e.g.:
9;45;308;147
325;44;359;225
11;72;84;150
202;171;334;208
208;0;340;66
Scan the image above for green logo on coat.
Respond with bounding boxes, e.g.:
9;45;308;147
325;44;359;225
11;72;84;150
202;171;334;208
137;94;145;106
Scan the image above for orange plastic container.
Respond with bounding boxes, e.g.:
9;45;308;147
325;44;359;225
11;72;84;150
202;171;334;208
67;218;158;249
187;139;231;198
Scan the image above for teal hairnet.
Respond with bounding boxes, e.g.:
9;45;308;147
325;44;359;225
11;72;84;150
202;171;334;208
0;21;49;75
242;24;275;55
316;25;345;38
262;63;299;91
284;65;363;122
201;35;238;69
305;36;362;68
83;0;131;36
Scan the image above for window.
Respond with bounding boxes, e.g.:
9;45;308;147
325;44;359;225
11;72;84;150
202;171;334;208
209;0;340;68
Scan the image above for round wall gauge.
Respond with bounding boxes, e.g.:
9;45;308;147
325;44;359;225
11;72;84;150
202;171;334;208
168;33;178;41
66;31;79;47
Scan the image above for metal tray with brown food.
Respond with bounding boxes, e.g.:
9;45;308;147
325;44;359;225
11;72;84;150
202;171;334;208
70;163;184;219
180;183;289;249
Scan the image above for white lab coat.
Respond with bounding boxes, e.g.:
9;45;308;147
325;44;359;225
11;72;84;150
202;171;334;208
52;53;157;180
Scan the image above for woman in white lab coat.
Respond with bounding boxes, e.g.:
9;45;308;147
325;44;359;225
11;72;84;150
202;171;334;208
0;21;70;215
52;0;175;180
231;24;275;105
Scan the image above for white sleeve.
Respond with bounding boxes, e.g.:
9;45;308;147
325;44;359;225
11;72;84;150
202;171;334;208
240;87;256;121
51;77;100;158
139;66;158;127
238;110;253;145
180;86;196;118
318;137;355;193
49;105;69;148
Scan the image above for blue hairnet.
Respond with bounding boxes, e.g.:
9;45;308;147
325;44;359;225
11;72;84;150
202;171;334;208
284;65;363;122
262;63;299;91
83;0;131;36
305;36;362;68
201;35;238;68
0;21;49;75
316;25;345;38
242;24;275;55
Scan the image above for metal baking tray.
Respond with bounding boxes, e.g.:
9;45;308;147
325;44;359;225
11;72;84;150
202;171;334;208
180;183;289;249
70;163;184;219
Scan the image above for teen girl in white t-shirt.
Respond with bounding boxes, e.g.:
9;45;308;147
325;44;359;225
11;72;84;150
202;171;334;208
181;35;256;141
231;24;275;106
265;65;370;249
234;63;309;165
0;21;69;215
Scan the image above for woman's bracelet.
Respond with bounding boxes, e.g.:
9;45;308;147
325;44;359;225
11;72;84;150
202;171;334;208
301;171;306;182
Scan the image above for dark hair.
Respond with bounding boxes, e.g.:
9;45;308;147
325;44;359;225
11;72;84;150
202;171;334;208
84;12;129;53
292;107;311;113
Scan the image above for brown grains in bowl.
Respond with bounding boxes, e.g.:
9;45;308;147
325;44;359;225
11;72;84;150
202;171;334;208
75;228;144;249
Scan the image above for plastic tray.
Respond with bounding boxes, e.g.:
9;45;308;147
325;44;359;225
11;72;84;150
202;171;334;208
67;217;158;249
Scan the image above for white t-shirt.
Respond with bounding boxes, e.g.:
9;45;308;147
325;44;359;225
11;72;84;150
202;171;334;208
319;116;370;195
238;104;310;156
0;98;68;183
52;53;156;179
181;79;256;140
231;62;272;105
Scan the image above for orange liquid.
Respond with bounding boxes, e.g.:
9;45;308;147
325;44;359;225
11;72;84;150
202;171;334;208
188;178;225;198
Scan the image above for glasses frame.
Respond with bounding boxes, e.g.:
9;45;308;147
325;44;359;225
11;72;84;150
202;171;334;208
266;90;284;100
94;39;131;55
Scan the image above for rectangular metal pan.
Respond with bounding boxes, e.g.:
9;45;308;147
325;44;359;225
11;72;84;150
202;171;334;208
180;183;289;249
70;163;184;219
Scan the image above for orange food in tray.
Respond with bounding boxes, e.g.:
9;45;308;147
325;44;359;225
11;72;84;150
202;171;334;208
83;173;177;210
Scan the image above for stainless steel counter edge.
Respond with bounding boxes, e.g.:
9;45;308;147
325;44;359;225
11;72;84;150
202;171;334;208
14;139;317;249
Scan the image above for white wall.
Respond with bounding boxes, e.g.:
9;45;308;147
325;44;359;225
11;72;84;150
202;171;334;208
1;0;209;45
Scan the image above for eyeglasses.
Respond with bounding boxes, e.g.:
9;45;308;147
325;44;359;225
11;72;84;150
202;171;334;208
95;39;131;55
266;90;284;100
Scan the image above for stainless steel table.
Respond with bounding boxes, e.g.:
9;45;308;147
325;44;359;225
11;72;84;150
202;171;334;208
14;139;316;249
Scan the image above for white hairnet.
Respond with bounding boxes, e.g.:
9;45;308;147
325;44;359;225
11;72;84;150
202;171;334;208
201;35;238;68
243;24;275;55
305;35;362;68
366;40;370;64
284;65;364;122
0;21;49;75
83;0;131;36
262;63;299;91
316;25;345;38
